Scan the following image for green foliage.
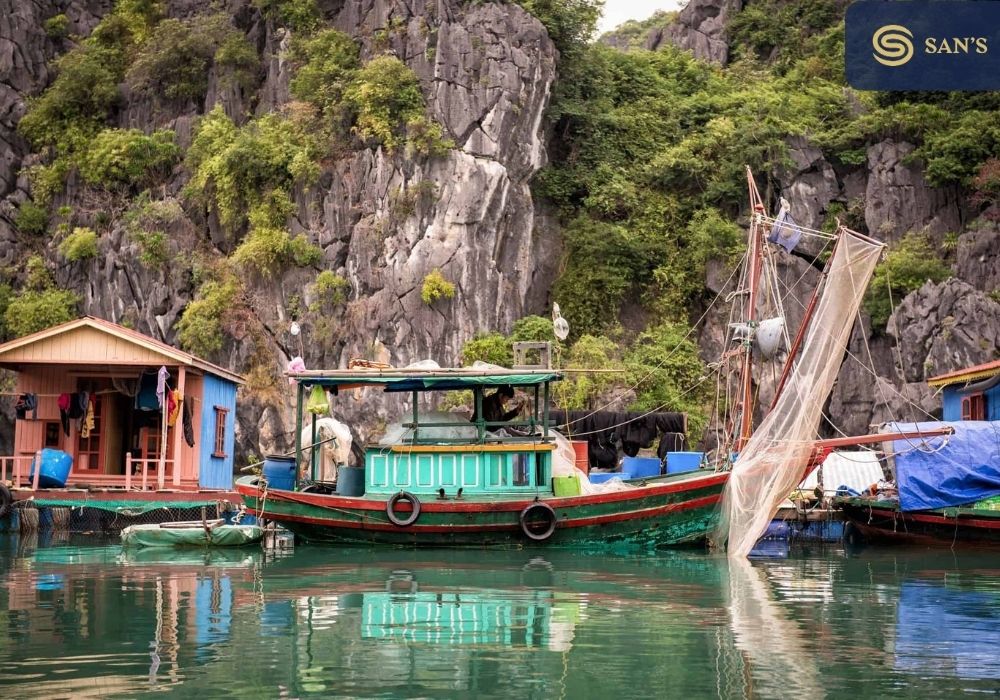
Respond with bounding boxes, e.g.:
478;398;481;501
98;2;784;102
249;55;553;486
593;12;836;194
231;194;321;275
214;34;260;91
14;201;48;235
509;315;556;344
176;275;240;357
727;0;842;68
289;29;359;116
552;216;643;337
231;225;322;275
598;10;675;50
253;0;321;32
6;254;79;336
18;44;123;150
185;105;321;232
557;334;622;411
972;158;1000;214
461;332;512;367
346;56;425;151
864;233;951;330
44;14;70;39
624;322;709;437
125;15;235;102
309;270;350;310
405;116;454;158
920;111;1000;187
421;268;456;304
18;0;163;151
515;0;602;61
77;129;179;188
124;194;183;266
25;255;52;290
58;227;99;261
5;289;78;338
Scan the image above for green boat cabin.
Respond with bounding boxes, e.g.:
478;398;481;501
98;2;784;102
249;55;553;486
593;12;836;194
290;368;563;498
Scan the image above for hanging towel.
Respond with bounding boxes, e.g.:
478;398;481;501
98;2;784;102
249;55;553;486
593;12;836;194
768;202;803;253
14;393;37;420
167;390;181;427
136;371;160;411
183;397;195;447
58;393;71;436
156;366;169;408
81;396;95;439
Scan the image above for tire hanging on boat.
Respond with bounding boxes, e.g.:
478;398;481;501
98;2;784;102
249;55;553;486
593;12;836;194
386;491;421;527
0;484;11;519
519;502;557;541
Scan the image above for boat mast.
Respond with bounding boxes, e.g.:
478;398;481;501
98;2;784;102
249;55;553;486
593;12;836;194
737;167;766;452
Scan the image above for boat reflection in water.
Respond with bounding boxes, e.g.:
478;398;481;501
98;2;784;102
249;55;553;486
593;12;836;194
3;538;1000;697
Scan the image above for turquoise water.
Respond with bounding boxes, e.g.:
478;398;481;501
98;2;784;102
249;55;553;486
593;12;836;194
1;535;999;698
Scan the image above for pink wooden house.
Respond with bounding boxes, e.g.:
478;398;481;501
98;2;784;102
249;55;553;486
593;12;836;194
0;317;244;491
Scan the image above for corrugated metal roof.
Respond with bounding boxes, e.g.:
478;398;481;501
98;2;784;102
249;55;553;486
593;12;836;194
928;358;1000;388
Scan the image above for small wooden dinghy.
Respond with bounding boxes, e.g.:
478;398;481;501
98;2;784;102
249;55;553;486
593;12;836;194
121;519;264;548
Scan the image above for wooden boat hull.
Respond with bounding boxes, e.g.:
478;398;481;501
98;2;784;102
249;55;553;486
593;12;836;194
839;498;1000;545
120;522;265;548
235;472;728;548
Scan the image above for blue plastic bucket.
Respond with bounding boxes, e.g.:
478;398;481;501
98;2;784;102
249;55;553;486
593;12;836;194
622;456;662;478
263;455;296;491
28;449;73;488
665;451;703;474
336;466;365;497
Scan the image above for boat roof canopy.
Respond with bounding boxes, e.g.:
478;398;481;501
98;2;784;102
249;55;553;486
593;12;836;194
289;368;562;392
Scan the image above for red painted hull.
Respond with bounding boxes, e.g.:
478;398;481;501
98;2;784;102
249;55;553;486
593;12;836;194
840;499;1000;546
235;471;729;548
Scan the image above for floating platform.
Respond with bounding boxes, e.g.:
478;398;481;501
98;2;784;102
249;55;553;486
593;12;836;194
1;487;244;534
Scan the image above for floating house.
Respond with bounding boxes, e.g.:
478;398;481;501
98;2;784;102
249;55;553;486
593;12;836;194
928;359;1000;421
0;317;243;491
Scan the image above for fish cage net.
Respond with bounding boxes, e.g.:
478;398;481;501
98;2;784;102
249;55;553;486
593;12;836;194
716;232;883;558
12;499;241;533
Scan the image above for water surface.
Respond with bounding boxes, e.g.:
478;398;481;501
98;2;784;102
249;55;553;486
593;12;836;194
2;534;998;698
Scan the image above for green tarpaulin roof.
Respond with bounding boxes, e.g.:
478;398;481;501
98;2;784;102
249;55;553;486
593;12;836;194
290;369;562;392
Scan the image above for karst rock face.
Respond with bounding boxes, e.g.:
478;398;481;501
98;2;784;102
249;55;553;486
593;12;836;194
2;0;998;458
0;0;558;452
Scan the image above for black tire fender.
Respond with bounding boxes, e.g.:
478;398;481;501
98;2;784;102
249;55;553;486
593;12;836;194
386;491;421;527
519;502;557;542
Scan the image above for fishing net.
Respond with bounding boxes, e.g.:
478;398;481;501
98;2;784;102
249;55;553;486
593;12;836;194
717;231;883;557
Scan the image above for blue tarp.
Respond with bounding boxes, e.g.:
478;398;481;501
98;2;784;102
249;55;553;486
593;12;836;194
888;421;1000;511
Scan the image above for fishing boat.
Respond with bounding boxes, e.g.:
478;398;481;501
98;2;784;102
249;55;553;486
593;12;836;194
839;420;1000;545
236;168;930;550
121;519;264;548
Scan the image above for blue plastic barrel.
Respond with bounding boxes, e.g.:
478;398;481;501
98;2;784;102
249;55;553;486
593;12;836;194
263;455;296;491
28;449;73;488
665;451;703;474
622;456;662;478
336;466;365;497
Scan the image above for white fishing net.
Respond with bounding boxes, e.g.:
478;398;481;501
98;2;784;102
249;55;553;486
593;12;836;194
550;430;635;495
717;231;883;557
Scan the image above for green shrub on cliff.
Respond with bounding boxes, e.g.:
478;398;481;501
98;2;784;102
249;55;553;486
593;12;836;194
176;274;241;357
14;201;48;236
864;233;951;330
289;29;359;117
58;227;99;261
77;128;179;188
185;106;321;232
346;55;426;151
125;15;237;102
420;269;455;304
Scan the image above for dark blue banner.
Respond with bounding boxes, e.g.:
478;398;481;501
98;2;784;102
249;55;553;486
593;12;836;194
846;1;1000;90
